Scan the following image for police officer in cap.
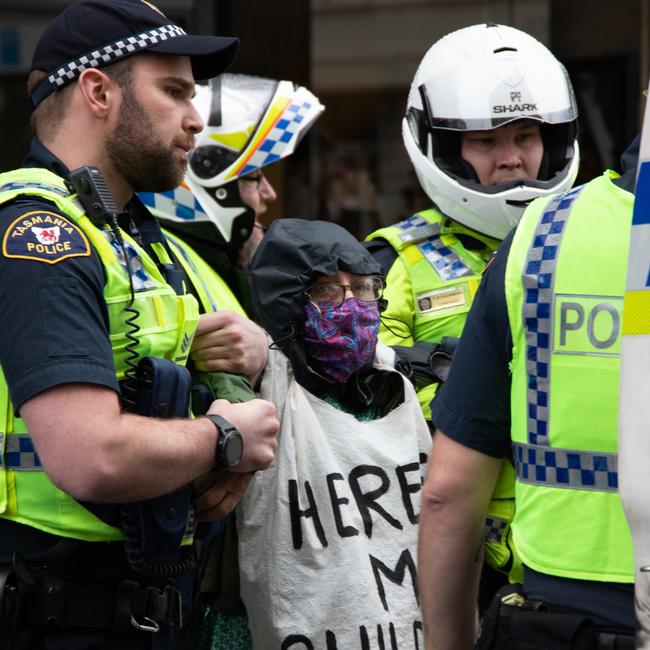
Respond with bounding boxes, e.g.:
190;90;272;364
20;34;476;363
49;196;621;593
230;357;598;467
0;1;278;648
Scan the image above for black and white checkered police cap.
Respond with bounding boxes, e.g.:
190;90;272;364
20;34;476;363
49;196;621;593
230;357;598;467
30;0;238;109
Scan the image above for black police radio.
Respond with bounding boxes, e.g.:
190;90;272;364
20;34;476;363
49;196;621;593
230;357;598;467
65;166;118;227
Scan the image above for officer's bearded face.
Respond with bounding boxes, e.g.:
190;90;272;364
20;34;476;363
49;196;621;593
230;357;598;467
106;80;187;193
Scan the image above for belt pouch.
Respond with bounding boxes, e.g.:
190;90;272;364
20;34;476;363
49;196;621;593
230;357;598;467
510;610;597;650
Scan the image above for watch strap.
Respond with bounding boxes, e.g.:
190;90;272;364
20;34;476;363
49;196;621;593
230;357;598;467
205;413;242;469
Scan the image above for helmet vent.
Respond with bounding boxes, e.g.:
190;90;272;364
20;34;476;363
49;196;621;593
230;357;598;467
493;46;518;54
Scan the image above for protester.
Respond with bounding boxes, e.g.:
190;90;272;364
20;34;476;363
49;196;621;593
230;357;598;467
236;218;432;648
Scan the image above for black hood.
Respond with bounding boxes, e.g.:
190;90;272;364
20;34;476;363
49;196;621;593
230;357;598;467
251;218;382;392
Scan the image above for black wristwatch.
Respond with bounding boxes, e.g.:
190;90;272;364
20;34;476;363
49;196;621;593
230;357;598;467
205;414;244;469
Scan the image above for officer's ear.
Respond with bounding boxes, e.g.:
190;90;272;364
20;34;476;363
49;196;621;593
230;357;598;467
77;67;113;119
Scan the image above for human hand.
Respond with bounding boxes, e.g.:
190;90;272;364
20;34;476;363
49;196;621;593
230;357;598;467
207;398;279;473
192;470;253;521
190;311;268;383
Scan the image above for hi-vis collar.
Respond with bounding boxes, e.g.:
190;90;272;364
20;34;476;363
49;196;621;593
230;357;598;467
2;210;91;264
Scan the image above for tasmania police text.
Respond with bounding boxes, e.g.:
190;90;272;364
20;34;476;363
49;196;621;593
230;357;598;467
11;213;75;237
3;210;90;264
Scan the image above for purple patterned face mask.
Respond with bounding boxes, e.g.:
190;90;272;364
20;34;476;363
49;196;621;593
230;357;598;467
304;298;380;383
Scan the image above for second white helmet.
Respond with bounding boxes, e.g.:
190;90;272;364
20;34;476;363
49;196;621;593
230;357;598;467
403;23;579;239
141;74;324;247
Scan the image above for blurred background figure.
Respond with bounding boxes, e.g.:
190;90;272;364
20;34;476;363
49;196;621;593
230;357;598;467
320;147;380;238
0;2;644;234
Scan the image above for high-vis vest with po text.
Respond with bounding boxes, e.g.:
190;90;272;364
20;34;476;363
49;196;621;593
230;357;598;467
506;173;634;582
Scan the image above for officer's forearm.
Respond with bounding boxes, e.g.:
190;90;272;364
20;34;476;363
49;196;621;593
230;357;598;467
21;383;217;502
418;431;500;649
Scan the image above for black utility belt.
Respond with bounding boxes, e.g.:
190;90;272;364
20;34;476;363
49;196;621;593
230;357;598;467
477;584;635;650
1;563;182;634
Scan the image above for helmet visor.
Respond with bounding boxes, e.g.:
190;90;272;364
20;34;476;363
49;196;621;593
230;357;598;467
418;64;577;131
189;75;280;180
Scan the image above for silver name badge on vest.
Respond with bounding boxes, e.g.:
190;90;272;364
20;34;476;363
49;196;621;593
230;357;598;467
416;284;469;315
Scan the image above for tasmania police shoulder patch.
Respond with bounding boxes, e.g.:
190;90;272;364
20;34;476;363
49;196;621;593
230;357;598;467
2;210;91;264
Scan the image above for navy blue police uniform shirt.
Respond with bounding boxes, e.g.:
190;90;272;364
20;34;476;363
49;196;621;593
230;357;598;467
0;139;119;413
430;229;514;457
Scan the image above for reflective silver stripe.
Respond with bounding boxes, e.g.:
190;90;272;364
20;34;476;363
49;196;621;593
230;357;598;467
418;237;472;281
183;509;197;539
521;187;584;447
0;180;69;197
396;214;441;244
513;442;618;492
0;433;42;471
398;222;441;244
0;180;85;213
484;516;508;544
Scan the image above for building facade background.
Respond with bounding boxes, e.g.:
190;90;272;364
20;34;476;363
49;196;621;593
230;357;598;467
0;0;647;236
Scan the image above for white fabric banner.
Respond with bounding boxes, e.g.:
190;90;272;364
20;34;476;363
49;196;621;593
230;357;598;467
238;343;431;649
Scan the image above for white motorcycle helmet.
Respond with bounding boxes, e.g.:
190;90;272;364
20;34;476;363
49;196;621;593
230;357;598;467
403;23;579;239
140;74;324;248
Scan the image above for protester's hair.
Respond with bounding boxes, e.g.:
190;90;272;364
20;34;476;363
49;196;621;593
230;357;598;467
27;56;136;139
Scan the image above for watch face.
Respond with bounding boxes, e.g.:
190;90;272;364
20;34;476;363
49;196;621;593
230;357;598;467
224;431;244;467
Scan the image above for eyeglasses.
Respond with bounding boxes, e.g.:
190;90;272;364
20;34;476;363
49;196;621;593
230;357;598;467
305;276;384;309
239;170;265;188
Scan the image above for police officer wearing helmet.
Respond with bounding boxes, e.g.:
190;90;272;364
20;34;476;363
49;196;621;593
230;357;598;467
367;22;579;418
141;74;324;317
365;23;579;592
139;75;323;647
0;1;279;648
418;134;640;649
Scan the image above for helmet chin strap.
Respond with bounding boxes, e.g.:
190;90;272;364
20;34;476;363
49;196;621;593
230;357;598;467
205;180;256;249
